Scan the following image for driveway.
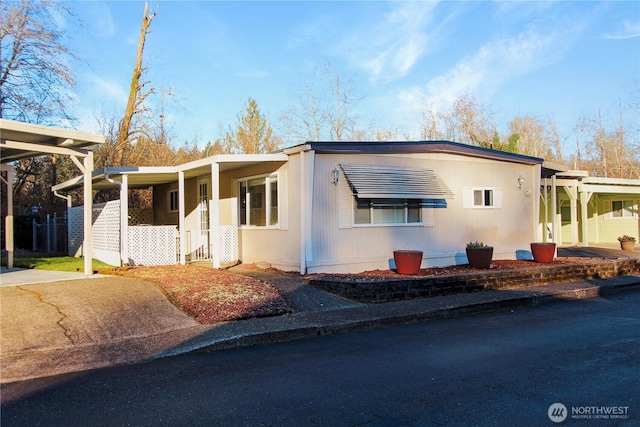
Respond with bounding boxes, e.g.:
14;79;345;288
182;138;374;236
0;276;202;382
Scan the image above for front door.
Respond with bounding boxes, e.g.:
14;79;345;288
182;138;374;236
198;178;210;259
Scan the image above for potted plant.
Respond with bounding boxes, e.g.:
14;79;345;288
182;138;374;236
618;235;636;251
530;242;556;263
393;250;423;275
465;241;493;269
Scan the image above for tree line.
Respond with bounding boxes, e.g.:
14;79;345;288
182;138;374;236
1;0;638;219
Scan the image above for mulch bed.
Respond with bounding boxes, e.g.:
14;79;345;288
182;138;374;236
305;258;605;282
105;264;292;324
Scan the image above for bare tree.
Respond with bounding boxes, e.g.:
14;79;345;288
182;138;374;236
420;105;443;140
0;0;78;123
578;110;630;178
449;94;495;147
280;62;362;144
1;0;81;216
507;115;556;159
547;119;564;163
113;2;157;167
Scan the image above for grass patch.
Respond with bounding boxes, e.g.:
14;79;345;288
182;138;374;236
1;252;114;272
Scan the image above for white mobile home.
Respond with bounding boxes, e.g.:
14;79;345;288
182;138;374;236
54;141;545;274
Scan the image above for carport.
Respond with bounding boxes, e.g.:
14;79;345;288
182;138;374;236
0;118;104;274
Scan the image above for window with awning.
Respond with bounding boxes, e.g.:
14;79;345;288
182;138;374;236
339;164;453;203
339;164;454;226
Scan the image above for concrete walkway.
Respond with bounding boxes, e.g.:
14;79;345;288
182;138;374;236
0;268;105;287
1;246;639;384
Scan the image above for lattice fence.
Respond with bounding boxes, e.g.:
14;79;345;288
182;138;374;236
128;226;177;266
219;225;238;262
67;201;121;264
92;201;120;252
129;208;153;225
68;206;84;256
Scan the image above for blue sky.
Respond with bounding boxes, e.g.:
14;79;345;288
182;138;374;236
65;1;640;151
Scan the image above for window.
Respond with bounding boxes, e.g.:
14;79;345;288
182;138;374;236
464;187;502;209
354;198;422;225
474;189;494;207
611;200;636;218
169;190;179;212
238;173;278;227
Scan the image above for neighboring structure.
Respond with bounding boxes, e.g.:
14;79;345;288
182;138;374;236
541;164;640;246
55;141;547;274
0;119;104;273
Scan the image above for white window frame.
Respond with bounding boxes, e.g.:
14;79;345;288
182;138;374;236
237;172;279;228
168;189;179;212
607;199;637;219
464;187;502;209
352;198;423;227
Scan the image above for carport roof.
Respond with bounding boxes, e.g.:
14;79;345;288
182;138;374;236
0;118;105;163
53;154;289;191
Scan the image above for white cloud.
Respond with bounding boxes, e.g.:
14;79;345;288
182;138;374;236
339;2;439;84
85;75;128;104
397;20;583;119
83;3;116;38
603;20;640;40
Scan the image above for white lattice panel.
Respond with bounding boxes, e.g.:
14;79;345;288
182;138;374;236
219;225;238;262
67;206;84;256
92;201;121;252
128;226;177;266
129;208;153;225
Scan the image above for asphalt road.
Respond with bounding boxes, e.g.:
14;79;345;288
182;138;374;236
2;292;639;427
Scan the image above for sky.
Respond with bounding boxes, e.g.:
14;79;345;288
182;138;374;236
64;1;640;151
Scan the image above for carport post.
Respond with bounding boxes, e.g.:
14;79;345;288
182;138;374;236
83;152;93;275
1;164;14;268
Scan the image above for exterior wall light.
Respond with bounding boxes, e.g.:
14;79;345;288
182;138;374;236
517;175;525;189
332;167;340;185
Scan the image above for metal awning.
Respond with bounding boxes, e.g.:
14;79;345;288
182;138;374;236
339;164;454;199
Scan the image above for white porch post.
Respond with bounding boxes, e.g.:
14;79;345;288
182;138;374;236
1;164;14;268
532;164;541;242
210;163;220;269
569;189;578;246
83;151;93;275
542;178;549;242
551;175;557;244
121;174;129;265
178;171;186;265
580;190;592;247
299;151;306;275
299;150;314;275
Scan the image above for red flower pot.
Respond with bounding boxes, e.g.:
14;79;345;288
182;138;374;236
393;250;423;275
530;242;556;263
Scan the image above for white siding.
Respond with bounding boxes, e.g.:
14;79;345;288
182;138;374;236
235;162;301;271
308;152;538;273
